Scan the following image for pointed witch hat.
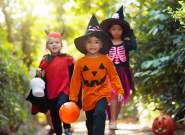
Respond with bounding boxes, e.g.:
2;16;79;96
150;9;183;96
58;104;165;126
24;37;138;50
100;6;130;34
74;14;112;54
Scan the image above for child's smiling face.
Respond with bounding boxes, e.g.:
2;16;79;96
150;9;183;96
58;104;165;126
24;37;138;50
109;24;123;39
85;36;103;55
47;37;62;55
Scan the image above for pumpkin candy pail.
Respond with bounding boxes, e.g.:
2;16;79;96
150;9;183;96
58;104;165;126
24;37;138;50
59;102;80;124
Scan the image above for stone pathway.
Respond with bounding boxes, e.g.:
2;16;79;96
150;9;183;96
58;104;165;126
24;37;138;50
72;121;152;135
36;121;153;135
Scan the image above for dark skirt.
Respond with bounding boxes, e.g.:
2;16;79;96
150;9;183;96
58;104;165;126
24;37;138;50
111;65;134;104
26;89;48;114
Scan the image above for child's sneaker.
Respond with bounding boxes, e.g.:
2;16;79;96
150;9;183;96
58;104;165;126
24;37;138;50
108;129;116;135
64;128;72;135
109;122;118;130
47;128;55;135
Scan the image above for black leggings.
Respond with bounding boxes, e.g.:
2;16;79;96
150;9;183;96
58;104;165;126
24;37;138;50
48;93;71;135
85;98;107;135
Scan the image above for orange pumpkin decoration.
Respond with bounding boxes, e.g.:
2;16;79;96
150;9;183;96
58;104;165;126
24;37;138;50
59;102;80;124
152;115;175;135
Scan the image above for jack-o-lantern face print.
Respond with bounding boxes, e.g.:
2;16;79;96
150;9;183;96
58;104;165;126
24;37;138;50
82;63;107;87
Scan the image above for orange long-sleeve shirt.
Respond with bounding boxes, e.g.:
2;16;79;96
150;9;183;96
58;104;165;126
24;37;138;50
69;55;124;111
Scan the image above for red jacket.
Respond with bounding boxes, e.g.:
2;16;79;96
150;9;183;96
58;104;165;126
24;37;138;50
39;54;73;99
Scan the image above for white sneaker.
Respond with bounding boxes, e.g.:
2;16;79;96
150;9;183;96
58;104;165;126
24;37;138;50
109;122;118;130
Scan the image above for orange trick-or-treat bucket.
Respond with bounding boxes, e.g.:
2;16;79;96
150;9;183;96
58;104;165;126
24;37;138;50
59;102;80;123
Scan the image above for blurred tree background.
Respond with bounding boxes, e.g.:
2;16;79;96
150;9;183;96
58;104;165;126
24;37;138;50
0;0;184;134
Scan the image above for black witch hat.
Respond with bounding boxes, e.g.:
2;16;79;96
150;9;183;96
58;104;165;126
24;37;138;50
74;14;112;54
112;6;124;20
100;6;130;34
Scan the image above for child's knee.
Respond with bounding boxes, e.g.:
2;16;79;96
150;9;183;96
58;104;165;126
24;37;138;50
94;98;107;117
94;107;106;118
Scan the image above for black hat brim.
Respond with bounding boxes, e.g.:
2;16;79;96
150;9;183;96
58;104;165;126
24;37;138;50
74;31;112;54
100;18;130;34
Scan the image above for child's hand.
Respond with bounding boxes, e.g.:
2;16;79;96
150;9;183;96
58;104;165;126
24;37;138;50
118;94;123;102
70;100;81;109
36;68;45;78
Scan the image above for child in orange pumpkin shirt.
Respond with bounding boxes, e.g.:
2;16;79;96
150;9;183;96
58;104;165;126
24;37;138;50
69;15;124;135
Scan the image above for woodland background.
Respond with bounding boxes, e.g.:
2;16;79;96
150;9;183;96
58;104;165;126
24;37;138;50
0;0;184;134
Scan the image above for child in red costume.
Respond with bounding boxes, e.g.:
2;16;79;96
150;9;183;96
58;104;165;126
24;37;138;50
27;32;74;135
